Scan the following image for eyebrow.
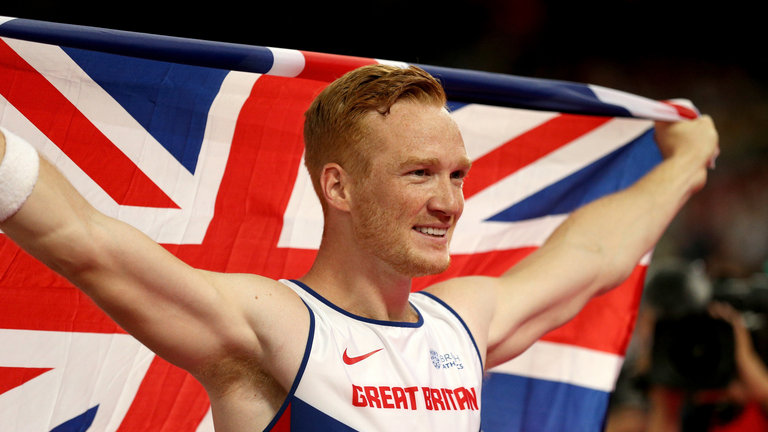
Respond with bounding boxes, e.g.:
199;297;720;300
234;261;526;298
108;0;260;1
398;156;472;171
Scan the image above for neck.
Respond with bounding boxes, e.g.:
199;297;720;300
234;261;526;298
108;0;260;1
299;238;417;323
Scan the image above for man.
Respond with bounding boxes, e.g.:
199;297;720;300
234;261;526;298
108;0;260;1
0;64;718;431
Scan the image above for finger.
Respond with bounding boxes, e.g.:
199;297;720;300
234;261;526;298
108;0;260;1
709;148;720;170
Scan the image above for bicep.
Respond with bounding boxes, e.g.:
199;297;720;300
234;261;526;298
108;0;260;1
423;269;585;370
425;274;562;370
60;213;264;372
54;213;309;379
2;159;263;373
484;245;607;368
63;215;312;378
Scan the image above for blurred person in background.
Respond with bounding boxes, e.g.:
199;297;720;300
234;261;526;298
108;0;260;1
606;263;768;431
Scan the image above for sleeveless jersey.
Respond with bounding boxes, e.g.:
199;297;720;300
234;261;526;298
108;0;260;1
264;279;484;431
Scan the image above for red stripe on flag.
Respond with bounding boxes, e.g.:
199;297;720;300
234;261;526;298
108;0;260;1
0;74;326;332
116;356;209;432
171;74;321;277
413;247;537;290
463;114;612;199
298;51;375;82
0;40;178;208
662;100;698;119
120;75;326;432
542;265;645;355
270;402;293;431
0;366;53;395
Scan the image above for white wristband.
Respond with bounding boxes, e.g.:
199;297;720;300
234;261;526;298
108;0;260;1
0;127;40;222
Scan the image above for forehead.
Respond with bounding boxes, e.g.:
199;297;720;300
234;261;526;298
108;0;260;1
362;100;468;167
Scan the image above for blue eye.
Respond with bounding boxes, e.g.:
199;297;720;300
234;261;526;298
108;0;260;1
410;169;428;176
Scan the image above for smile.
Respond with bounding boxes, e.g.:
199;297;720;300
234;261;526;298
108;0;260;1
413;226;448;237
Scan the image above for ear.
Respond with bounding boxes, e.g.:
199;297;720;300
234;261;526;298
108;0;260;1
319;162;352;212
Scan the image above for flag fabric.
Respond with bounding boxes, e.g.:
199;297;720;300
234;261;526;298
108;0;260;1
0;17;697;432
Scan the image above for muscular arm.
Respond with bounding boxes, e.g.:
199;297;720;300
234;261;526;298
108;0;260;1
429;116;719;369
0;131;305;382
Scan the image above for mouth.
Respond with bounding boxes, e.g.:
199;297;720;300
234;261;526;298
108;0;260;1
413;226;448;238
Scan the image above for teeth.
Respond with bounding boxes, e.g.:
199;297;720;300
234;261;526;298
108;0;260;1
415;227;447;237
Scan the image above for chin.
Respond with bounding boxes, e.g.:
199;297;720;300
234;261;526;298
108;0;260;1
395;253;451;278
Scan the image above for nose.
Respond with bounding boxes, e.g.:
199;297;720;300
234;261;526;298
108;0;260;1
428;176;463;220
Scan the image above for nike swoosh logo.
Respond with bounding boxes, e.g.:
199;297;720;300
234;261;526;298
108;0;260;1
343;348;383;365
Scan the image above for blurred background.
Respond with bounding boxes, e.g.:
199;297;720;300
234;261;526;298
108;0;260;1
2;2;766;429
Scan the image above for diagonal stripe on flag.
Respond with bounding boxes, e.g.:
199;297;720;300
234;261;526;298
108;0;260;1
0;39;178;208
463;114;612;199
116;356;209;432
0;366;52;395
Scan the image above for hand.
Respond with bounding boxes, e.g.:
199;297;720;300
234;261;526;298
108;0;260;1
709;301;753;349
653;115;719;194
654;115;720;168
709;301;745;329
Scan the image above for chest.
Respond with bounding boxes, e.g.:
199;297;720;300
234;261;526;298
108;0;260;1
288;295;483;430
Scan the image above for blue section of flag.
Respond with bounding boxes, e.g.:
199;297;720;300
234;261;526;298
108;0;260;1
446;100;468;112
488;129;661;222
0;18;275;73
481;373;609;432
63;47;228;173
422;64;633;117
1;17;661;118
291;398;358;431
50;405;98;432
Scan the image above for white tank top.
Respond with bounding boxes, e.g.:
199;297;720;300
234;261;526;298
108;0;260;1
265;279;483;431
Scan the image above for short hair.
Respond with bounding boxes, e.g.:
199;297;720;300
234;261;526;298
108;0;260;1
303;64;447;201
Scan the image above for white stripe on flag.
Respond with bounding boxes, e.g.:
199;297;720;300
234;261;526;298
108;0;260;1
195;408;215;432
452;104;559;161
0;329;154;432
490;340;624;392
589;84;689;121
459;116;652;224
1;37;258;244
451;116;652;254
4;37;198;199
267;47;305;77
376;59;410;69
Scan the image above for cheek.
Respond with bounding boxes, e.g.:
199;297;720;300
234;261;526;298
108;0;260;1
356;179;427;222
396;190;430;219
373;185;419;209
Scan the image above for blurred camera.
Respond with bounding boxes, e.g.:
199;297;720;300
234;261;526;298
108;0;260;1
651;312;735;390
646;263;768;390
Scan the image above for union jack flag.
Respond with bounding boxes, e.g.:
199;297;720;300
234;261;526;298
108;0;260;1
0;16;696;431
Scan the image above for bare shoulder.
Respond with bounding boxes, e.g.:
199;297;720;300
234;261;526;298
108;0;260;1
193;271;311;390
199;271;304;308
188;273;312;429
424;275;498;309
198;271;310;346
423;276;501;360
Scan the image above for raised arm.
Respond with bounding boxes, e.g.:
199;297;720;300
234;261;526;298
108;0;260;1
0;129;306;381
429;115;719;369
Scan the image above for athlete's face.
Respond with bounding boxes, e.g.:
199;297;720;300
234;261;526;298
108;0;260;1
350;100;470;277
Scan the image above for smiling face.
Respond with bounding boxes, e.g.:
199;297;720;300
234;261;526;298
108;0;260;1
349;100;471;277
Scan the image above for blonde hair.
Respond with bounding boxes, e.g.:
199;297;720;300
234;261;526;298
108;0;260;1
303;64;447;201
